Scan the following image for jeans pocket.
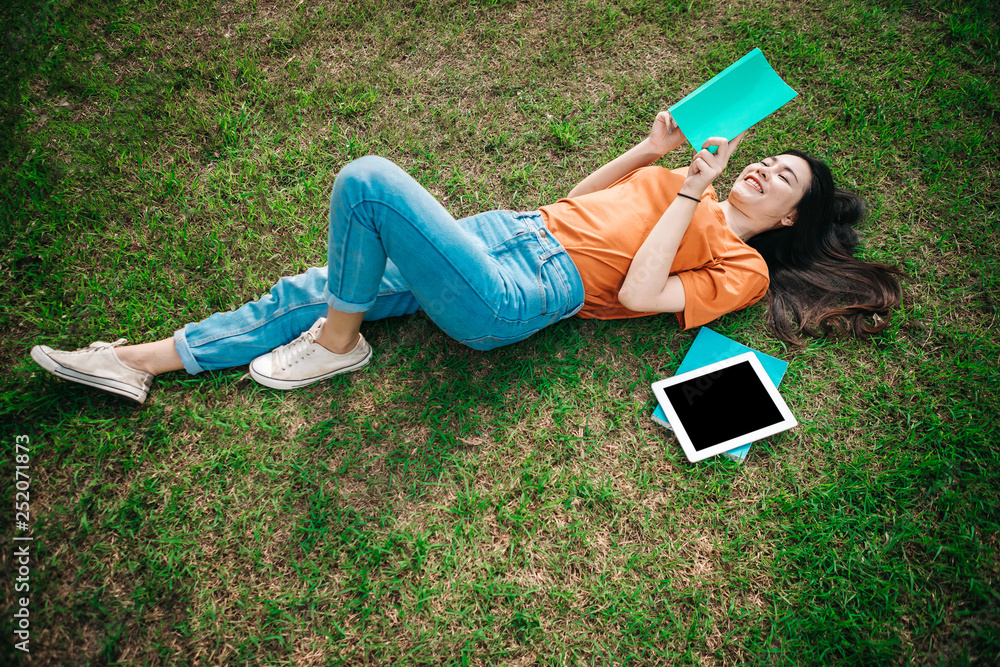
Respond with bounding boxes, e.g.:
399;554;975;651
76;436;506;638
457;256;577;350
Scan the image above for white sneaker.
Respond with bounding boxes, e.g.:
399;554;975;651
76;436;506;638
30;338;154;404
249;318;372;390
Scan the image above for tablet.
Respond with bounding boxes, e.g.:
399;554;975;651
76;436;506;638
650;352;797;462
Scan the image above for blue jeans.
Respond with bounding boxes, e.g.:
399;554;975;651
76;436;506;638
173;156;585;374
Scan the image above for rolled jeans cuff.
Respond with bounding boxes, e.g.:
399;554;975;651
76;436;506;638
173;327;206;375
324;289;375;313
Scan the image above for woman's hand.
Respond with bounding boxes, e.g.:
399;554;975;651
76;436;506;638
681;133;745;197
647;111;686;156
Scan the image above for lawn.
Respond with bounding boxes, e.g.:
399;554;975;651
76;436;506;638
2;0;998;664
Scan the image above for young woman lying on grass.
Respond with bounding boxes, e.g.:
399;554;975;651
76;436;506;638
31;111;901;404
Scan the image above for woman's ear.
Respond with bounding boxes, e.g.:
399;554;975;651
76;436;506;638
770;215;795;230
778;209;797;228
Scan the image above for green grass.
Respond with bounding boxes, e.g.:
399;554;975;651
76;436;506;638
2;0;999;664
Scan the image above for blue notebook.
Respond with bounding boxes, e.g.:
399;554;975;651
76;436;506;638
669;48;798;153
652;328;789;463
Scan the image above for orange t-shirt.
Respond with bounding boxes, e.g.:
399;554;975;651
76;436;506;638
539;166;769;329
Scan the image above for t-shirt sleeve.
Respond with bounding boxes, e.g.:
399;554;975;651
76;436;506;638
674;257;769;330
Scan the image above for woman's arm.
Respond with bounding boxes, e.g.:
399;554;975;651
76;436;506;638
617;134;744;314
567;111;686;198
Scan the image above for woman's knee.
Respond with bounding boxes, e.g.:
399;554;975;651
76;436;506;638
332;156;401;199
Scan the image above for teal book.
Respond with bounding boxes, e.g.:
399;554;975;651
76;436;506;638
669;48;798;153
652;328;789;463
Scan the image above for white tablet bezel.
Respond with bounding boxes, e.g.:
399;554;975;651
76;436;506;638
651;351;797;462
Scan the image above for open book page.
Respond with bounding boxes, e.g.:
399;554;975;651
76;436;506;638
669;48;798;152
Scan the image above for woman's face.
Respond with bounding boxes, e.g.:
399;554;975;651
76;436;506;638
729;154;812;226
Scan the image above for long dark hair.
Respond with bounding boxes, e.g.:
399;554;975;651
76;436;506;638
746;149;902;343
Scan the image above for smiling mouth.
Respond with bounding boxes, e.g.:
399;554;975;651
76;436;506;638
745;176;763;193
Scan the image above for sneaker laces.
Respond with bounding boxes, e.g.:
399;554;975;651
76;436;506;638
63;338;128;355
90;338;128;349
273;325;323;371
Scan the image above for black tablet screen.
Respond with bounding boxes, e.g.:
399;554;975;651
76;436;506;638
663;360;784;451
